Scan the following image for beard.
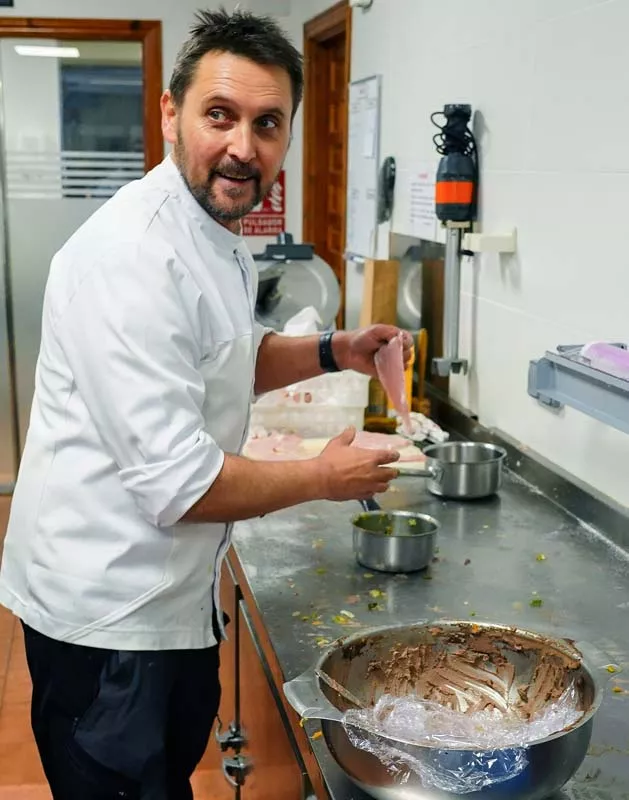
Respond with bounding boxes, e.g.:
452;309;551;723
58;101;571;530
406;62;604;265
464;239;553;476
174;131;277;223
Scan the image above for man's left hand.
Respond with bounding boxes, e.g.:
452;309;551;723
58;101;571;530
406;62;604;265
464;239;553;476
333;325;414;377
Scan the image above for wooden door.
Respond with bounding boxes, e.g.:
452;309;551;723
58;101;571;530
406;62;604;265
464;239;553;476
303;1;351;328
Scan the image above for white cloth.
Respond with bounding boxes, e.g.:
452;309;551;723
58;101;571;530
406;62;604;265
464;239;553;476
0;155;269;650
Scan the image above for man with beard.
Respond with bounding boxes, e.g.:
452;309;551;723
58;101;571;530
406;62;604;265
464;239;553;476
0;8;412;799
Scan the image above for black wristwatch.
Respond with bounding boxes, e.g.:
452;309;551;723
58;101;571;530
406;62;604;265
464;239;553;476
319;331;341;372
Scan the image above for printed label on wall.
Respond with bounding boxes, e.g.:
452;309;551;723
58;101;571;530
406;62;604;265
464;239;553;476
408;163;438;242
242;170;285;236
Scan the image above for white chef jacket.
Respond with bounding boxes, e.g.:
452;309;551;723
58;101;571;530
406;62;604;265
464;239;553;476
0;155;269;650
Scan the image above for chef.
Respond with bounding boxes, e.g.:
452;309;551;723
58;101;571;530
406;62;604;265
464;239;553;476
0;8;412;800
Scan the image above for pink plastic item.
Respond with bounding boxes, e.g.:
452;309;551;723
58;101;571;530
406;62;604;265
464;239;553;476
580;342;629;382
374;333;413;434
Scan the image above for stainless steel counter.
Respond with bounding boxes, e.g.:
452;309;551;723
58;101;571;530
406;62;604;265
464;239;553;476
231;470;629;799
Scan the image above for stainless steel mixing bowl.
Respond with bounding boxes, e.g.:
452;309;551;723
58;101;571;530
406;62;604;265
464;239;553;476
352;510;439;573
284;620;615;800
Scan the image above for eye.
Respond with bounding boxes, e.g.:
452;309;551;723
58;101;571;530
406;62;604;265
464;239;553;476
257;116;279;131
208;108;228;122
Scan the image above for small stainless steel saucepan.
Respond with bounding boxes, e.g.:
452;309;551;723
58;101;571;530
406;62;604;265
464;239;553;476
403;441;507;500
353;500;439;573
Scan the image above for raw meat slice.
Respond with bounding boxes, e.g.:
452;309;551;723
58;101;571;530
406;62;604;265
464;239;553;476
243;433;308;461
396;447;426;464
351;431;423;462
352;431;410;451
374;333;412;434
299;432;422;462
243;429;424;464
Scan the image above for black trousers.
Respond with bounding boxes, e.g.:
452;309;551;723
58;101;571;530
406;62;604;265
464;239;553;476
22;622;222;800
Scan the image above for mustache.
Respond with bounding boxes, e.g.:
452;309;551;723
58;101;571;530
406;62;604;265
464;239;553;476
210;161;261;181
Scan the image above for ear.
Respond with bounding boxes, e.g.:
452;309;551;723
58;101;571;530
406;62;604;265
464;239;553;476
161;90;179;146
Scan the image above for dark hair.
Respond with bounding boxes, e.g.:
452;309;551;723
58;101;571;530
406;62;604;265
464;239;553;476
169;7;304;120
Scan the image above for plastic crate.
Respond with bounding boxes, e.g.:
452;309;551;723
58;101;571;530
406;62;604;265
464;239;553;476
250;404;366;438
251;371;370;437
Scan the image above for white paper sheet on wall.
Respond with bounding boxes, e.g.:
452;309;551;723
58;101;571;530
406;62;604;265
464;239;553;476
362;107;378;158
346;75;381;260
405;162;439;243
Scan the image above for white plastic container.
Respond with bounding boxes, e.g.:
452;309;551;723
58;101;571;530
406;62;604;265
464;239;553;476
251;371;370;437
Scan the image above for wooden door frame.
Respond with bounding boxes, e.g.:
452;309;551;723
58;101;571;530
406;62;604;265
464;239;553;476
0;17;163;171
303;1;351;328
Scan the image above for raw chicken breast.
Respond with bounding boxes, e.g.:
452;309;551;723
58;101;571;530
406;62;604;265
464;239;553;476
351;431;422;462
243;433;307;460
352;431;408;451
244;430;423;462
374;333;412;434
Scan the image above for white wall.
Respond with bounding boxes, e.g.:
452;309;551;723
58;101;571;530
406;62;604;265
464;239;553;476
342;0;629;508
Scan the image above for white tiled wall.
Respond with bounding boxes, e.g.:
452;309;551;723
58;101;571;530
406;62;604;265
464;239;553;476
343;0;629;507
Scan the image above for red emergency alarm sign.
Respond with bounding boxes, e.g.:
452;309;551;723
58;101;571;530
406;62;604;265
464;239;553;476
242;170;285;236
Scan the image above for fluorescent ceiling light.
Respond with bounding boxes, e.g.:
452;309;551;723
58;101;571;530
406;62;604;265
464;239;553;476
14;45;80;58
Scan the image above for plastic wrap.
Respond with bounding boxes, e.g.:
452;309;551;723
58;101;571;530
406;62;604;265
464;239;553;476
395;411;449;444
342;686;582;793
281;305;323;336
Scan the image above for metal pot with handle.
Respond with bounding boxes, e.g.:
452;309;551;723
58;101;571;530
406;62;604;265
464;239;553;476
353;499;439;573
403;441;507;500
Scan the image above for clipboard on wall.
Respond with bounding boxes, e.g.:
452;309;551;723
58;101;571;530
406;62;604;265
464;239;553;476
345;74;381;262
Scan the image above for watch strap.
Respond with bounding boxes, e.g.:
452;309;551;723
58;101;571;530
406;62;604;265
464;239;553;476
319;332;340;372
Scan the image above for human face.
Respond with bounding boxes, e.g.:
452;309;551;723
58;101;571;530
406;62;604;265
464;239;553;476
161;51;292;232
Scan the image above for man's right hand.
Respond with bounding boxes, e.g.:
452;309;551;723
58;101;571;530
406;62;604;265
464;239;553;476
316;427;400;502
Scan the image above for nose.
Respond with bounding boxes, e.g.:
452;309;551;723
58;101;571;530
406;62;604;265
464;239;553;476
226;122;256;164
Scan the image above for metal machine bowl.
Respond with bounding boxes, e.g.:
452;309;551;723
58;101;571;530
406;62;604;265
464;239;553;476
284;620;614;800
352;510;438;573
254;235;341;331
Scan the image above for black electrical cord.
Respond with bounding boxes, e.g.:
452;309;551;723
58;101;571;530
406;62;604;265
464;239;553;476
430;110;476;158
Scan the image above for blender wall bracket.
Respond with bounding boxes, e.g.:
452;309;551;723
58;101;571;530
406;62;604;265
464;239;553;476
462;228;517;254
